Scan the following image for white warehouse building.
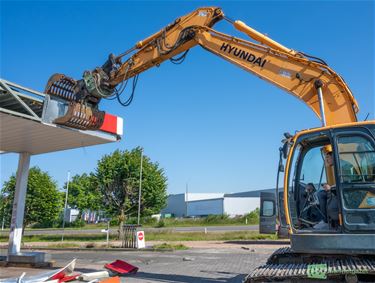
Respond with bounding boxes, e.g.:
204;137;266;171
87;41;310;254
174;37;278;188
161;189;274;217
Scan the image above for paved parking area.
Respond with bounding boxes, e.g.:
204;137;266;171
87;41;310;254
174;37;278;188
1;244;283;282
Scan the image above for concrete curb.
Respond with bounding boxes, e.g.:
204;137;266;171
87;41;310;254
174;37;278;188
224;240;290;245
1;246;156;252
29;247;179;252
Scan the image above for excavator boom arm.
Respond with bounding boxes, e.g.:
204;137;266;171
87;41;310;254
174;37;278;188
194;27;358;125
45;7;358;129
108;7;223;85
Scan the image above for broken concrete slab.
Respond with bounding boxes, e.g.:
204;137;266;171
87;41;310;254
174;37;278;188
78;271;109;282
7;252;51;264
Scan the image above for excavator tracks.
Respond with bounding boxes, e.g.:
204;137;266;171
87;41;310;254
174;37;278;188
245;248;375;282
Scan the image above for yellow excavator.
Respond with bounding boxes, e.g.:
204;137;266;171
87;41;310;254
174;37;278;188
44;7;375;282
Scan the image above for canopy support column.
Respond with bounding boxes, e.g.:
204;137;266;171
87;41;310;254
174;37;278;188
8;152;30;257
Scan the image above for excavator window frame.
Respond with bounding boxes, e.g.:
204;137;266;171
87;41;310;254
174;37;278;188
285;129;339;233
285;124;375;234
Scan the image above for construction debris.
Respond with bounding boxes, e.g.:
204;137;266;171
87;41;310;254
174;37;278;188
78;271;109;282
98;277;120;283
49;273;79;283
1;258;139;283
0;259;76;283
104;260;138;275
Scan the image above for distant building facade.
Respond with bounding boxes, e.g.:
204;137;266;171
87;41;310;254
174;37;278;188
64;208;106;223
161;189;275;217
161;193;224;217
63;208;79;223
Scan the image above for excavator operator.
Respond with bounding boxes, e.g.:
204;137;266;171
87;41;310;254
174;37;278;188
315;145;339;230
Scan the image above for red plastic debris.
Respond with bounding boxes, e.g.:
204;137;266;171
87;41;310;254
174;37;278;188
104;259;139;275
59;274;80;282
50;271;65;281
50;272;80;283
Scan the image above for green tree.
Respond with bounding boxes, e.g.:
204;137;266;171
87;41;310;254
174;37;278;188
0;167;63;228
65;173;101;219
0;190;11;228
96;147;167;238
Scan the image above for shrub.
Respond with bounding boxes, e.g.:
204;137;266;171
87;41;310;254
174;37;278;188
244;208;260;224
32;222;54;228
69;219;86;228
142;217;157;226
110;218;119;226
155;219;165;228
203;214;229;223
53;218;86;228
85;242;98;248
153;242;188;250
125;217;137;225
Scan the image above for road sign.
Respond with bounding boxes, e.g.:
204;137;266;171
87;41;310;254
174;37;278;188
138;232;144;241
136;231;145;249
101;224;110;247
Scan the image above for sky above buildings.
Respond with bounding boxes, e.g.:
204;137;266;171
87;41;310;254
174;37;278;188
1;1;374;194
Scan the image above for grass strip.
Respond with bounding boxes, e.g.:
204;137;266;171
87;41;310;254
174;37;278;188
47;242;81;248
153;243;189;251
0;231;276;243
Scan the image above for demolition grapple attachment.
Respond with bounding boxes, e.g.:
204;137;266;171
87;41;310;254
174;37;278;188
44;74;105;130
53;101;105;130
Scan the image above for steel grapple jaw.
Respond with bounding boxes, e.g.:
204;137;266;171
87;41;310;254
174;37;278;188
45;73;79;101
44;73;105;130
53;101;105;130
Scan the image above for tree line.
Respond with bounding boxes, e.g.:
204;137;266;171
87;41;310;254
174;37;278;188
0;147;168;232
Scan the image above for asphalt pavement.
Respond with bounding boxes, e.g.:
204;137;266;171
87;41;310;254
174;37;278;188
0;244;280;282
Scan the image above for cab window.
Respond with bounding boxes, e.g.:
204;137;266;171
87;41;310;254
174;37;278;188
338;135;375;210
337;135;375;183
262;201;274;216
300;147;327;186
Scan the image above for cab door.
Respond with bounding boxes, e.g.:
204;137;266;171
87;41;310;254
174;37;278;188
333;125;375;232
259;192;276;234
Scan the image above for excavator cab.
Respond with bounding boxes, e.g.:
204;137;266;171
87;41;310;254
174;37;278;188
261;122;375;252
256;122;375;281
283;122;375;255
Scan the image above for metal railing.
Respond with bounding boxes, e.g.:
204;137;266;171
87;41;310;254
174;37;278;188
0;79;45;121
122;224;141;248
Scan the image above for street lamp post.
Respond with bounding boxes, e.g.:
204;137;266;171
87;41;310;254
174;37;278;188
137;149;143;225
1;196;7;230
61;171;70;241
185;182;189;217
1;204;5;231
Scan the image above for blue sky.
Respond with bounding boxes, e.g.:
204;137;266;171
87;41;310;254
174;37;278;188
1;1;374;194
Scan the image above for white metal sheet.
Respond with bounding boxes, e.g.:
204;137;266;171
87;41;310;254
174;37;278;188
223;197;260;217
187;198;224;217
0;112;119;155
